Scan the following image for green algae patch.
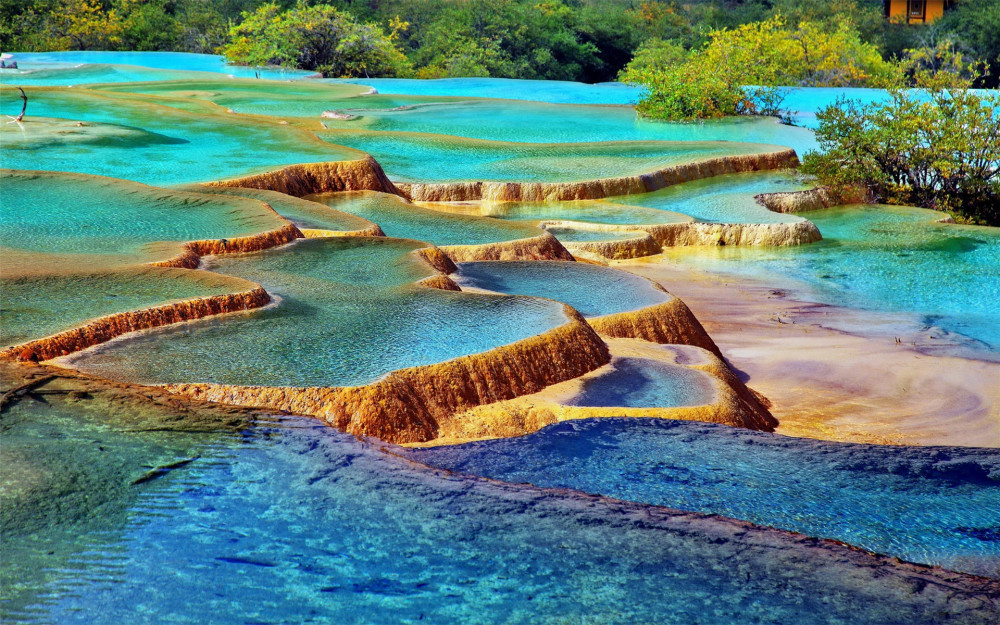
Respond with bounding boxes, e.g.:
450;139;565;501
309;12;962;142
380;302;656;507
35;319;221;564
307;191;542;246
90;77;403;118
67;237;569;388
0;266;261;349
176;184;380;233
1;170;291;264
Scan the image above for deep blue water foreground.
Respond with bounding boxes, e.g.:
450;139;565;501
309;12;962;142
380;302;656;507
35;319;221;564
405;419;1000;578
9;412;999;625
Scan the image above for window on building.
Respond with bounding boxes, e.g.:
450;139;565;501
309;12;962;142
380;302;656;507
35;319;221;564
909;0;926;20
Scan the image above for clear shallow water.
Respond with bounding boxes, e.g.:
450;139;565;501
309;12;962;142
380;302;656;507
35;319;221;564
91;78;375;118
568;358;716;408
331;76;643;104
173;185;376;232
663;205;1000;354
0;87;359;185
0;170;286;261
69;237;568;387
454;261;670;317
609;171;812;224
320;131;781;183
307;191;541;245
321;98;820;156
406;418;1000;577
434;198;692;225
7;405;997;625
0;267;253;348
1;51;315;81
544;226;640;242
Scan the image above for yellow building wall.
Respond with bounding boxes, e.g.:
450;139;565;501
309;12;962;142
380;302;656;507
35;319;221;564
888;0;946;23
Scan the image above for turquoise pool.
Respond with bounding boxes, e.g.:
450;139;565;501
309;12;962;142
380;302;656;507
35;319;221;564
320;132;788;183
306;191;541;245
0;87;360;185
568;358;717;408
68;238;569;388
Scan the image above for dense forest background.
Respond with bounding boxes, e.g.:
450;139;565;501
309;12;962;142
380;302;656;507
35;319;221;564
1;0;997;86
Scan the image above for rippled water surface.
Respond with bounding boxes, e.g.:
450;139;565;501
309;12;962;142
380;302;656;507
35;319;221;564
407;418;1000;577
5;393;996;624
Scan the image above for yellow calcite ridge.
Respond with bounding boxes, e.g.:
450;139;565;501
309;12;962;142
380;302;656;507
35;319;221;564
208;156;406;198
163;306;612;444
300;224;385;238
2;286;270;363
151;223;304;268
439;232;575;262
755;186;870;214
416;274;462;291
588;297;722;357
397;150;799;202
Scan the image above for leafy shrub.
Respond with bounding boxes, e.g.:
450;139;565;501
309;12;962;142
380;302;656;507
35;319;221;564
802;74;1000;225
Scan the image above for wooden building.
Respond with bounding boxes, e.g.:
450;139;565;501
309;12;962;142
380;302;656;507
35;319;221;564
883;0;957;24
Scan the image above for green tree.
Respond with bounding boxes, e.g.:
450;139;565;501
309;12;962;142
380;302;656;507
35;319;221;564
621;15;897;121
220;2;412;77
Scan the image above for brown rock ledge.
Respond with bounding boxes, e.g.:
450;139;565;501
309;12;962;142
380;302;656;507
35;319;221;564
397;150;799;202
151;223;303;269
588;296;722;357
755;185;871;213
207;156;407;198
164;306;612;444
2;286;270;363
439;232;575;262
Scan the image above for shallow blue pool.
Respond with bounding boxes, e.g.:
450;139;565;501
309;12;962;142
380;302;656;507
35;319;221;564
569;358;717;408
454;261;670;317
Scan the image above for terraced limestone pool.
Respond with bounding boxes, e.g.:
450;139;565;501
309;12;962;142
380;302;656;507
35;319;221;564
426;197;692;225
67;237;569;388
0;267;258;349
174;185;378;233
568;358;718;409
454;261;670;317
0;87;361;185
318;96;820;156
1;170;288;264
